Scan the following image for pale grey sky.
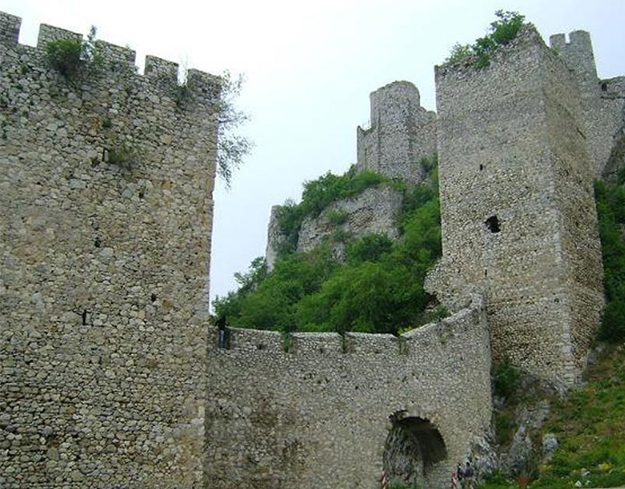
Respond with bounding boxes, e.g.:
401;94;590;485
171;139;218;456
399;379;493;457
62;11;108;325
2;0;624;306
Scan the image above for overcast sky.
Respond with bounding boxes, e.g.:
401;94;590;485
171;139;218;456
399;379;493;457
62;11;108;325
2;0;624;307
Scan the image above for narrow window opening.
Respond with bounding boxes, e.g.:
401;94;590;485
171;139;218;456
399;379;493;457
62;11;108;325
601;82;608;92
479;164;484;171
484;269;488;277
485;215;500;233
82;310;88;326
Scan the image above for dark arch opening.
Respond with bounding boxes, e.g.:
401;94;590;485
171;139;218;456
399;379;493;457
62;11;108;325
383;413;448;486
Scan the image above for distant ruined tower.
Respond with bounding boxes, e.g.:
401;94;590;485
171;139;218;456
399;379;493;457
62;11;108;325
549;31;625;177
357;81;436;183
432;26;604;386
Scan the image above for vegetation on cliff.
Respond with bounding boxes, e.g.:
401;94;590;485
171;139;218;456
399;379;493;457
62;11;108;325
275;168;390;255
482;344;625;489
595;180;625;341
213;157;442;335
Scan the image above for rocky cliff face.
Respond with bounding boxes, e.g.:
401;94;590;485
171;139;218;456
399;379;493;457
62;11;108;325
265;184;404;269
298;185;403;260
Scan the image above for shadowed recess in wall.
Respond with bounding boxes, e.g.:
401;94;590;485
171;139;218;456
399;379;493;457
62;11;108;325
383;413;448;486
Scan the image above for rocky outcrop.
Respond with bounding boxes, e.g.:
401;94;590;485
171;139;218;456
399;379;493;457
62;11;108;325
265;205;286;271
265;185;404;269
297;185;403;261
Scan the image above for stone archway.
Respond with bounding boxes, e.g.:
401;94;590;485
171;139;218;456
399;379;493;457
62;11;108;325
383;411;448;487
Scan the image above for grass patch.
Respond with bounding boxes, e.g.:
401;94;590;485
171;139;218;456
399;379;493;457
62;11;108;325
479;346;625;489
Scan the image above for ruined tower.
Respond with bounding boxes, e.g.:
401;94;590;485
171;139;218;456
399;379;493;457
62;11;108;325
0;12;218;487
550;31;625;177
357;81;436;183
432;25;604;386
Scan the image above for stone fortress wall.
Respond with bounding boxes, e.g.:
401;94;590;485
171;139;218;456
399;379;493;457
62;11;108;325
549;31;625;178
3;7;624;489
258;22;623;488
431;25;604;386
356;81;437;184
206;297;492;489
0;11;218;488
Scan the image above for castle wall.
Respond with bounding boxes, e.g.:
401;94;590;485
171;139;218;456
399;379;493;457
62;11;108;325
0;11;218;488
205;297;492;489
550;31;625;177
356;81;437;184
434;26;603;386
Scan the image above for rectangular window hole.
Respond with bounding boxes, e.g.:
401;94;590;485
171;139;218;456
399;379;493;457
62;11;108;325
485;215;500;233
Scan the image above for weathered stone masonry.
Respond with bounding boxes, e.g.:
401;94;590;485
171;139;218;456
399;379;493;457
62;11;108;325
3;9;621;489
549;31;625;178
357;81;437;184
432;26;604;386
0;11;218;488
206;297;492;489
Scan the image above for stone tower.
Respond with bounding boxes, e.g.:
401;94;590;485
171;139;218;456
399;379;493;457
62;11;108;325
0;11;218;488
432;26;604;386
550;31;625;177
356;81;436;183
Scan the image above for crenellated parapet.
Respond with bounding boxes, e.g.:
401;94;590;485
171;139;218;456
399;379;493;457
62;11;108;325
0;12;220;108
0;10;218;489
206;296;492;489
549;30;597;88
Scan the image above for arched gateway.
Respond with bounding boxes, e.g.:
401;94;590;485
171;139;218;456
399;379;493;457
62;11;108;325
383;412;448;487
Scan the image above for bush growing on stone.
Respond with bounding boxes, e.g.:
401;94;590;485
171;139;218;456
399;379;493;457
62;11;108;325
327;209;349;226
594;180;625;341
45;26;103;82
490;10;526;46
492;358;520;398
213;71;253;187
214;180;441;335
445;11;526;68
106;142;141;170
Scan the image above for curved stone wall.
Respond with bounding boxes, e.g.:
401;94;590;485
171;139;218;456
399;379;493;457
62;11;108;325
206;297;492;489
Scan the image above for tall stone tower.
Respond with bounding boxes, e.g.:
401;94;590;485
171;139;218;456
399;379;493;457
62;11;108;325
432;26;604;386
356;81;436;183
0;12;218;488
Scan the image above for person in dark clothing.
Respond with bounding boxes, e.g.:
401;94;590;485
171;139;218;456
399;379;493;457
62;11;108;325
462;461;475;489
217;316;227;349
